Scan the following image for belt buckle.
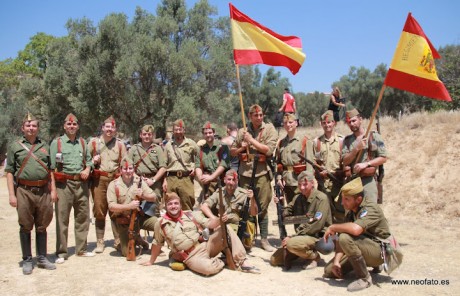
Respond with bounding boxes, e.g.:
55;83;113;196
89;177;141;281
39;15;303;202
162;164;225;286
177;171;183;178
31;187;41;194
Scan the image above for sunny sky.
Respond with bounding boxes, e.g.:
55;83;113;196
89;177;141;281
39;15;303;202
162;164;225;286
1;0;459;93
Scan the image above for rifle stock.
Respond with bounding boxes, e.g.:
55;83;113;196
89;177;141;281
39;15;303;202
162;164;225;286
296;152;340;184
218;181;236;270
127;178;142;261
274;177;287;240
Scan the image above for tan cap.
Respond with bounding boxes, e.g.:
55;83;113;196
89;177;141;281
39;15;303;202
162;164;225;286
23;112;37;123
345;109;360;122
202;121;215;130
341;177;363;196
141;125;154;133
225;169;238;180
249;104;263;114
173;119;185;128
120;157;134;169
104;115;116;126
65;113;78;123
297;170;315;182
283;113;297;122
164;192;181;204
320;110;334;122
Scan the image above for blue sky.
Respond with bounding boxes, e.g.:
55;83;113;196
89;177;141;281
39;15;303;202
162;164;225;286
1;0;459;93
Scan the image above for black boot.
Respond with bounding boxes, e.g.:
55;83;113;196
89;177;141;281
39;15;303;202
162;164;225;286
36;232;56;270
347;255;372;292
20;232;33;275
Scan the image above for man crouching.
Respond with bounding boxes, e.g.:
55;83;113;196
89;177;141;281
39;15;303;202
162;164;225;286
141;192;260;275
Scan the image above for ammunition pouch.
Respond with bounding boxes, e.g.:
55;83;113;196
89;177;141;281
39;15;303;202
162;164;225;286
239;153;266;163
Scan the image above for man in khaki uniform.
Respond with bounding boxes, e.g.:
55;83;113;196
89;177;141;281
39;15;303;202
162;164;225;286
271;171;332;270
314;110;345;222
141;192;260;275
50;113;95;263
107;158;158;257
195;121;230;204
200;169;254;231
88;116;127;253
5;113;57;274
163;119;199;210
323;178;391;292
342;109;387;203
231;104;278;251
128;124;166;217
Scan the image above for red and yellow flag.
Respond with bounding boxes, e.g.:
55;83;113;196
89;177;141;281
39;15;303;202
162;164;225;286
229;3;306;75
384;13;451;101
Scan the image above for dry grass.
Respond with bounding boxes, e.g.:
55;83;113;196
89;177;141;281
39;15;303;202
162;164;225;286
291;110;460;221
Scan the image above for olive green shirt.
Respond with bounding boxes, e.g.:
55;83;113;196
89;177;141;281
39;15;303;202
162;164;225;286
88;136;127;173
342;130;387;166
233;121;278;178
164;137;199;172
5;136;50;180
50;134;93;174
314;133;343;190
195;140;230;173
284;188;332;237
345;198;391;240
204;187;247;224
128;143;166;175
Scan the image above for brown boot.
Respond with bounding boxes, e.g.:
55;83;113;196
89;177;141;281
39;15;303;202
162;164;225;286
283;249;298;271
347;255;372;292
94;221;105;253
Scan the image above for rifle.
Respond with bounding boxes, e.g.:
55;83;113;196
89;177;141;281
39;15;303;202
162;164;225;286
218;180;237;270
376;113;385;204
274;175;287;240
296;152;341;184
272;215;311;226
237;154;260;241
127;178;142;261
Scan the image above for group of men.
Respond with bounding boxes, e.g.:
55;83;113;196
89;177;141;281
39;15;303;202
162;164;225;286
5;103;397;292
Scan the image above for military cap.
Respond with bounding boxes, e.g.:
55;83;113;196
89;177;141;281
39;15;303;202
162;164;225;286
120;157;134;169
225;169;238;180
141;124;154;133
64;113;78;123
23;112;37;123
164;192;181;204
297;170;315;182
173;119;185;128
345;108;360;122
320;110;334;122
202;121;215;131
104;115;116;126
283;113;297;122
249;104;263;114
341;177;363;196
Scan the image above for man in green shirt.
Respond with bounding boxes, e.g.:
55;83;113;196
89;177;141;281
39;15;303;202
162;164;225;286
5;112;57;275
50;113;95;263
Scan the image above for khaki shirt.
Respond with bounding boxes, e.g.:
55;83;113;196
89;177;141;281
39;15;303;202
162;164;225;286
204;187;247;224
345;198;391;240
342;130;387;166
50;134;93;174
164;137;199;172
277;133;314;186
314;133;343;190
88;136;127;173
233;122;278;178
195;140;230;173
284;188;332;237
153;211;209;252
107;175;155;217
128;143;166;175
5;136;50;180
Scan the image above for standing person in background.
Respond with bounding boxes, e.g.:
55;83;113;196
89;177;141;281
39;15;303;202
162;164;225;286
221;123;239;172
231;104;278;252
279;88;296;115
6;113;57;275
328;87;345;122
51;113;95;264
88;116;127;253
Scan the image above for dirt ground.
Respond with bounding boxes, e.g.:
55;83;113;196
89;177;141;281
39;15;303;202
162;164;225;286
1;111;459;296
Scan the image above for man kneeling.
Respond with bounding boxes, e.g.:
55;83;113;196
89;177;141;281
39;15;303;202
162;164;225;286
108;158;158;257
141;192;260;276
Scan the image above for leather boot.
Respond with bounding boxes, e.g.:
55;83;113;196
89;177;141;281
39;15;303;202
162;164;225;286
20;232;33;275
136;236;150;250
111;219;121;251
94;220;105;253
261;239;275;252
283;249;298;271
347;255;372;292
36;232;56;270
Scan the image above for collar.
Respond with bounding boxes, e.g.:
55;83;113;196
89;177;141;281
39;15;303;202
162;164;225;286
163;210;185;225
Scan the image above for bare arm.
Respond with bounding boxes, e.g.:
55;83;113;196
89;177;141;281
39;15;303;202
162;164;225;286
7;173;17;207
140;244;162;266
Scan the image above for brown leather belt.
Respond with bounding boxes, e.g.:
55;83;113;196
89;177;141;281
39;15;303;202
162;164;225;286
238;153;267;162
92;169;119;179
54;172;81;182
167;171;191;178
17;178;48;187
140;173;156;178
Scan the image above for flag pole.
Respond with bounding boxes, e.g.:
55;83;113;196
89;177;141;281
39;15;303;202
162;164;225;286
235;64;247;130
355;84;387;162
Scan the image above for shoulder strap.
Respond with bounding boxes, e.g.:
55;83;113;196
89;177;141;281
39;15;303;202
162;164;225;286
92;140;97;157
301;136;309;156
80;137;86;168
315;137;321;154
16;141;37;179
134;145;157;173
117;141;123;166
17;141;49;174
367;132;374;160
183;211;203;232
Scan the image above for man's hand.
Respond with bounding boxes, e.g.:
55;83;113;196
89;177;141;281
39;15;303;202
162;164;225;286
50;189;58;203
332;263;343;278
130;200;140;210
200;174;213;184
93;154;101;165
144;177;155;187
80;167;90;181
281;236;290;248
9;194;17;208
355;135;367;151
220;213;229;223
324;226;336;241
242;132;254;145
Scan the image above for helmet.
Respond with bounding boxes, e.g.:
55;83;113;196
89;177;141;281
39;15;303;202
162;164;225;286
315;236;335;255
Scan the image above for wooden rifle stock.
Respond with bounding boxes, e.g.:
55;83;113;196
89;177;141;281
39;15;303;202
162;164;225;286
296;152;341;184
218;180;236;270
274;176;287;240
127;178;142;261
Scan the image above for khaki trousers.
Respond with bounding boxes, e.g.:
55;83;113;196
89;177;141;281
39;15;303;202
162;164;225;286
166;176;195;210
16;185;53;233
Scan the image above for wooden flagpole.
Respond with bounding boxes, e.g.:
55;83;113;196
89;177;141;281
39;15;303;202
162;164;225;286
235;64;247;130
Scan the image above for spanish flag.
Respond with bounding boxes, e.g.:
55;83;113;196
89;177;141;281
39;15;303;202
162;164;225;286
229;3;306;75
384;13;451;102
